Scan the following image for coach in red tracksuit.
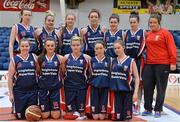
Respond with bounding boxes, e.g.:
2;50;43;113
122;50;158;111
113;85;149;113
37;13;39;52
142;12;177;118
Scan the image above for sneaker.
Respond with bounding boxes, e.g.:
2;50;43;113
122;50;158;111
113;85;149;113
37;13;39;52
133;104;140;116
76;115;87;120
141;110;152;116
154;111;161;118
73;111;80;117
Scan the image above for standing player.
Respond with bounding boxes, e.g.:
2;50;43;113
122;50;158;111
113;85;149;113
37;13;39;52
63;36;90;120
8;38;39;119
81;9;106;57
35;10;60;55
142;12;177;118
110;39;139;121
87;41;111;120
9;8;38;59
59;13;80;56
105;14;124;58
124;10;146;115
38;37;63;119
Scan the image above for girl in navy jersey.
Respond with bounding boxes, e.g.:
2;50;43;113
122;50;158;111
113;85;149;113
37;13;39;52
9;8;38;59
81;9;106;57
35;10;60;55
59;13;80;56
105;14;124;58
87;41;111;120
38;37;63;119
8;38;39;119
110;39;139;121
63;36;90;120
124;10;146;115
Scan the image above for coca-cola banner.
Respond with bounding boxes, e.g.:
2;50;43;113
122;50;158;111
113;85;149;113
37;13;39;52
0;0;50;12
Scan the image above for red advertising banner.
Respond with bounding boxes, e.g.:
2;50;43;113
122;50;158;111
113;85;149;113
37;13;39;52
0;0;50;12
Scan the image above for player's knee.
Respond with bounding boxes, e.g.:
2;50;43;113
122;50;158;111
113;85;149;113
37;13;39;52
99;114;105;120
41;112;50;119
92;114;99;120
51;111;60;119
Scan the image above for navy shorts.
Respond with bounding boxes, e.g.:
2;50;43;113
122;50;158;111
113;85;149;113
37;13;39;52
113;91;132;121
39;89;60;112
90;86;108;114
13;89;38;119
64;88;86;113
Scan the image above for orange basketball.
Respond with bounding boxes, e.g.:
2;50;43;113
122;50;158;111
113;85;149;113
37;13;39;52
25;105;42;121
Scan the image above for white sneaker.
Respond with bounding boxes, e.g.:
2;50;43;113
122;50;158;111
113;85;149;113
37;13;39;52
73;111;80;117
76;115;87;120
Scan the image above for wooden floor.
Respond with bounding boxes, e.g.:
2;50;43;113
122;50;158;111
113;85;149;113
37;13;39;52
0;107;146;122
164;85;180;113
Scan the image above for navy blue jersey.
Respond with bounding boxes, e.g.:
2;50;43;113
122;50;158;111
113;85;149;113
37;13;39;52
13;53;38;91
124;29;145;59
38;26;59;54
64;53;88;90
84;25;104;56
110;56;133;91
105;30;123;57
61;27;80;56
14;23;37;53
90;56;111;88
39;54;61;90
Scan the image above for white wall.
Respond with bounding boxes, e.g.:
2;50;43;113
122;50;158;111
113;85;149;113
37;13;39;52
0;0;180;30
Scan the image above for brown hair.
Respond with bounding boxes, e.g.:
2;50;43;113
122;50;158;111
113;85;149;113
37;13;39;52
129;10;139;22
109;14;120;23
88;9;101;18
94;40;106;48
149;12;162;25
19;8;32;23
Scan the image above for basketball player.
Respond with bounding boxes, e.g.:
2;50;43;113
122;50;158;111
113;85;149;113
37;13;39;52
38;37;63;119
87;41;111;120
8;38;39;119
81;9;106;57
35;10;60;55
124;10;146;115
104;14;124;58
59;13;80;56
110;39;139;121
63;36;90;120
9;8;38;59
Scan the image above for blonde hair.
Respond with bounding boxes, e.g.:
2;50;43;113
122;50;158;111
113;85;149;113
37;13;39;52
45;10;55;21
70;36;83;45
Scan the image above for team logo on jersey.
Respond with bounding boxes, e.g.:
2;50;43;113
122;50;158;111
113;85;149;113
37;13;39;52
105;62;108;67
99;30;102;35
101;105;106;112
53;101;59;109
92;63;95;68
126;110;131;118
54;61;58;66
117;36;121;40
137;35;140;40
67;105;72;110
124;65;128;71
87;32;90;36
21;31;26;37
17;113;21;118
30;61;34;66
117;113;121;119
79;59;83;64
17;62;22;68
155;35;159;41
63;33;66;37
43;34;46;39
42;61;45;67
106;37;109;42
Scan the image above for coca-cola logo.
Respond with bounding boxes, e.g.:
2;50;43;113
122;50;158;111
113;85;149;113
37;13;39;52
168;75;177;84
3;0;35;9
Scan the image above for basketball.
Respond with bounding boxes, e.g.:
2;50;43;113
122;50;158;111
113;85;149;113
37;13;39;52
25;105;42;121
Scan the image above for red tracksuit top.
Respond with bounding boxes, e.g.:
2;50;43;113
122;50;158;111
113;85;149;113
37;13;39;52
146;28;177;65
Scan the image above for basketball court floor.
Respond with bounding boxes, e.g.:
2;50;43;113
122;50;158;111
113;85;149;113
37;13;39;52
0;80;180;121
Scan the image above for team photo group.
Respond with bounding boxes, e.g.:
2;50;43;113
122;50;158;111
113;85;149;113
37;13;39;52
7;7;177;121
